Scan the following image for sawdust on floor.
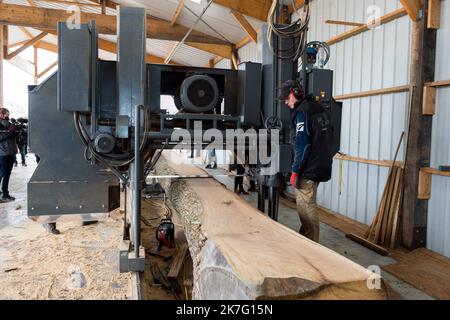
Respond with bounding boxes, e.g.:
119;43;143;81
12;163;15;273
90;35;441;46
0;210;131;300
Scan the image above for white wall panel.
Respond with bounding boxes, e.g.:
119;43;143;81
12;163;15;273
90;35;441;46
305;0;412;227
428;0;450;258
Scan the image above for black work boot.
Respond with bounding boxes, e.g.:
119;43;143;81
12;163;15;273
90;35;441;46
43;223;60;235
1;193;15;202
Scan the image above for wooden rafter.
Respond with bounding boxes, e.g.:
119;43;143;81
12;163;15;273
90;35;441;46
170;0;185;26
210;33;254;67
164;42;179;65
400;0;423;21
288;0;305;14
0;3;229;45
230;10;257;43
34;0;101;7
5;31;48;60
37;60;58;78
213;0;272;21
34;45;38;84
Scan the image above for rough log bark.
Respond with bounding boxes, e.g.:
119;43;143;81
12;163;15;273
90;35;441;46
154;152;387;300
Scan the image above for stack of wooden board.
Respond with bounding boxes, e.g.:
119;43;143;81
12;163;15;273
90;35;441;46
346;133;405;255
364;166;404;248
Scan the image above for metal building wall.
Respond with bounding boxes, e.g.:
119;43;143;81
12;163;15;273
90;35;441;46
306;0;412;226
238;41;261;64
428;0;450;258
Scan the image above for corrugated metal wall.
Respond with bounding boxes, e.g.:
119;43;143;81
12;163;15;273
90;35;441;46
428;0;450;258
221;0;450;257
307;0;412;227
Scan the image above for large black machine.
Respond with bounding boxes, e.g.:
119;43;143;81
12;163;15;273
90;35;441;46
27;1;341;272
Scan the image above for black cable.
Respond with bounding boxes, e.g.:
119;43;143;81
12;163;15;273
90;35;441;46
266;0;310;61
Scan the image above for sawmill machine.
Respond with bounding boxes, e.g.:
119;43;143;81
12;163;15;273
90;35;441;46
27;3;341;272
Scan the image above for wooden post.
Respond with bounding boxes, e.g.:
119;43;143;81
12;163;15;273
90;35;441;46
402;2;437;250
33;46;38;84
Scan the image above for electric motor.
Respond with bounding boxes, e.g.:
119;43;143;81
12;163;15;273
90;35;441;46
178;74;220;113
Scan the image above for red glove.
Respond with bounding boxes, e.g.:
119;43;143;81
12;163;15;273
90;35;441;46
290;172;300;189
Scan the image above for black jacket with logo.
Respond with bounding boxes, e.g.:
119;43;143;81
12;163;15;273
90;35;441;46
291;99;334;182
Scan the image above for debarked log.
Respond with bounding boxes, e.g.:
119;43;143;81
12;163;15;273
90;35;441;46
154;151;387;300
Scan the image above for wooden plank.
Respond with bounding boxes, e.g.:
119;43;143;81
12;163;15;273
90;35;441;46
334;154;403;168
400;0;423;21
230;10;258;43
170;0;185;26
422;167;450;177
418;168;432;200
422;85;436;115
213;0;273;22
0;3;229;45
231;50;238;70
155;151;387;300
5;31;47;60
326;8;408;46
428;0;441;29
33;46;38;84
37;60;57;78
185;42;232;59
382;248;450;300
424;79;450;87
345;234;389;256
167;243;189;280
384;168;403;246
377;167;397;244
288;0;305;14
35;0;101;7
390;172;404;248
334;85;410;101
325;20;365;27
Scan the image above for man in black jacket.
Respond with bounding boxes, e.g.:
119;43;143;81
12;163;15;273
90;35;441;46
0;108;18;203
278;80;334;242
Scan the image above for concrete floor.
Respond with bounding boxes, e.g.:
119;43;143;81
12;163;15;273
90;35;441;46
207;166;434;300
0;155;131;300
0;153;433;300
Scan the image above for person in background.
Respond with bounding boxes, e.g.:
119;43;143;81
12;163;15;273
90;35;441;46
205;148;217;169
0;108;18;203
15;118;28;167
234;164;248;195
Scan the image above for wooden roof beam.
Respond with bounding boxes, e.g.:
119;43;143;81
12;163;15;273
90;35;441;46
213;0;272;22
5;31;48;60
170;0;185;26
288;0;305;14
0;3;229;45
37;60;58;79
230;10;257;43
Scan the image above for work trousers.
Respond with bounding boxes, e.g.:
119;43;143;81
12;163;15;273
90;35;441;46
295;178;320;242
0;155;15;195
